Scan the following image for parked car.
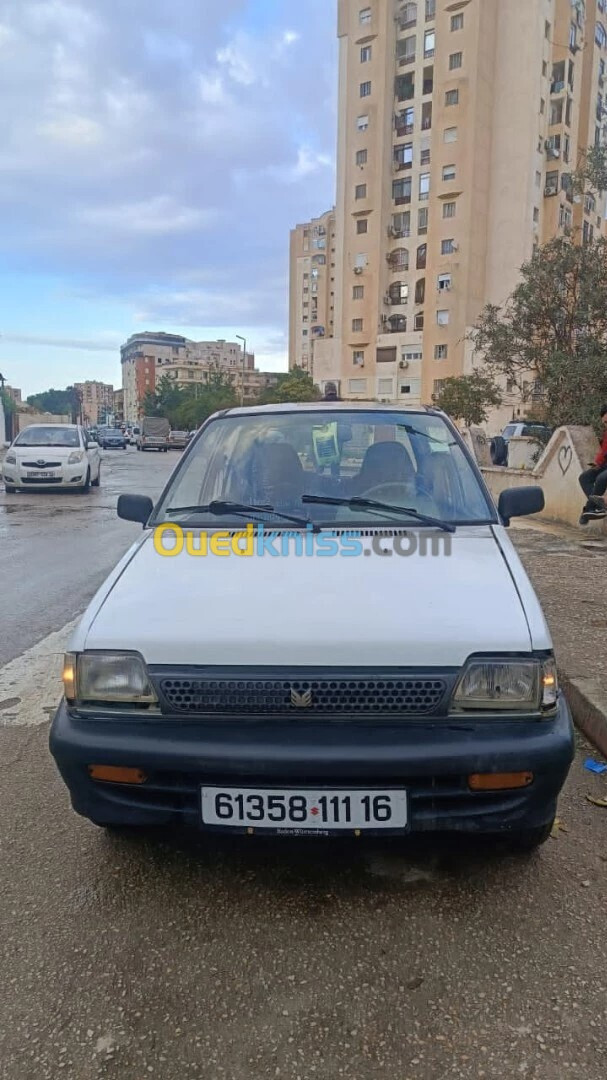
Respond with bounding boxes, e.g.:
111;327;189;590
98;427;127;450
3;424;101;493
169;430;189;450
50;403;574;853
128;426;140;446
137;416;170;452
491;423;553;467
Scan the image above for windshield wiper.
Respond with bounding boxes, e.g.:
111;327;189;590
165;500;319;531
397;423;457;447
301;495;455;533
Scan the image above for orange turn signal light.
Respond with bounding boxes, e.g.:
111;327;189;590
468;771;534;792
88;765;147;785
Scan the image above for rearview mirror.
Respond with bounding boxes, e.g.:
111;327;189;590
498;486;544;526
117;493;154;525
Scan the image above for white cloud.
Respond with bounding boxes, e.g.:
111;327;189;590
78;196;218;236
40;114;103;145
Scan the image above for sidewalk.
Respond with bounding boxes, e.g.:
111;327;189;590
512;519;607;755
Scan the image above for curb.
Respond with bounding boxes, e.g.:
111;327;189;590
561;673;607;759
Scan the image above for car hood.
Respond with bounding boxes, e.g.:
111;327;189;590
13;445;79;458
77;526;546;668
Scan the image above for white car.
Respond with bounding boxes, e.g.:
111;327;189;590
3;424;101;493
50;403;574;853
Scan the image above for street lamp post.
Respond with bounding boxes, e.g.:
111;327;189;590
236;335;247;407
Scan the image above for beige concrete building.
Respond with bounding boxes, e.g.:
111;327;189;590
74;381;114;426
317;0;607;423
289;209;336;375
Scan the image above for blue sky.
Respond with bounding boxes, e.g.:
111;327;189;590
0;0;337;396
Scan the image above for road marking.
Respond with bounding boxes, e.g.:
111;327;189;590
0;619;79;726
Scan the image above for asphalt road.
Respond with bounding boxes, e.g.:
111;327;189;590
0;454;607;1079
0;447;175;667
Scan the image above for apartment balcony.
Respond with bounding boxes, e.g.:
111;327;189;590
393;159;413;171
397;54;416;68
395;118;414;136
384;315;408;333
394;195;412;206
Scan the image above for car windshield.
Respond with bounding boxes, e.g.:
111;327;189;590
14;426;80;448
154;410;495;527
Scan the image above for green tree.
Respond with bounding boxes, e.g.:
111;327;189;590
432;371;502;427
258;366;321;405
27;387;80;420
471;235;607;429
173;370;238;429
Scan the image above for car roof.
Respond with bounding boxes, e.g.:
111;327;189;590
216;402;441;418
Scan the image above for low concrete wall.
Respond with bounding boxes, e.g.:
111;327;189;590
479;425;601;530
15;412;71;433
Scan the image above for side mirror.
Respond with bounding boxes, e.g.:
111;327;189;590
498;486;544;526
117;493;154;525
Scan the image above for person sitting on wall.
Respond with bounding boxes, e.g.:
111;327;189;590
579;404;607;525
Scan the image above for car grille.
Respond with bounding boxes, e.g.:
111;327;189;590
21;476;63;484
157;674;447;717
22;461;62;468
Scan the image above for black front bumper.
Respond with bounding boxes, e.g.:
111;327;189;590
49;696;575;835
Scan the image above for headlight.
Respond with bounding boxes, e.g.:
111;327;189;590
68;451;85;464
63;651;158;707
5;453;16;465
451;659;554;714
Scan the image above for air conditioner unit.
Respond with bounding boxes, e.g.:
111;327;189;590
399;360;409;370
383;294;392;305
354;266;363;274
544;185;558;197
387;225;396;237
451;241;459;251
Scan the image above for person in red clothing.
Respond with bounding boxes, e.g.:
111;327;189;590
579;404;607;524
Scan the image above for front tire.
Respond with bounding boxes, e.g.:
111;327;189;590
4;484;16;494
92;467;101;488
502;821;553;854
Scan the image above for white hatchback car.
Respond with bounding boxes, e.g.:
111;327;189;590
50;404;574;853
3;424;101;493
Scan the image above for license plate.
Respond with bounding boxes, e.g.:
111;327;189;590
201;787;408;833
27;470;58;478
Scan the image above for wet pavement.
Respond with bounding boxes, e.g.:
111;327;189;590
0;448;174;667
1;472;607;1079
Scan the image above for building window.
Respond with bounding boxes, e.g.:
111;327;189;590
535;170;541;188
419;173;430;200
420;147;431;165
566;97;572;128
378;378;394;397
397;35;416;61
355;183;367;199
393;177;412;203
438;273;452;291
425;0;435;20
416;243;427;269
389;248;410;270
392;211;411;237
560;205;573;228
415;278;426;304
569;23;577;49
389;281;409;304
352;319;364;332
394;142;414;167
544;169;559;195
533;207;540;224
359;7;372;25
353;350;365;365
434;344;448;360
449;52;463;70
357;114;369;131
421;100;433;129
396;73;415;101
444;126;458;143
357;218;368;234
443;201;456;219
437;309;450;326
355;253;368;268
356;149;368;166
441;238;455;254
418;207;428;234
361;45;372;62
442;163;456;181
451;12;464;31
401;1;417;27
414;313;425;330
424;30;435;58
360;81;372;97
349;378;368;394
550;99;563;125
353;285;364;299
445;89;459;106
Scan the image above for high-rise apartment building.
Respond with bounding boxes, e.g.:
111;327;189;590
289;209;336;374
312;0;607;419
74;381;114;425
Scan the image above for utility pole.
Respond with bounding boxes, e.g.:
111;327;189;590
236;335;247;407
